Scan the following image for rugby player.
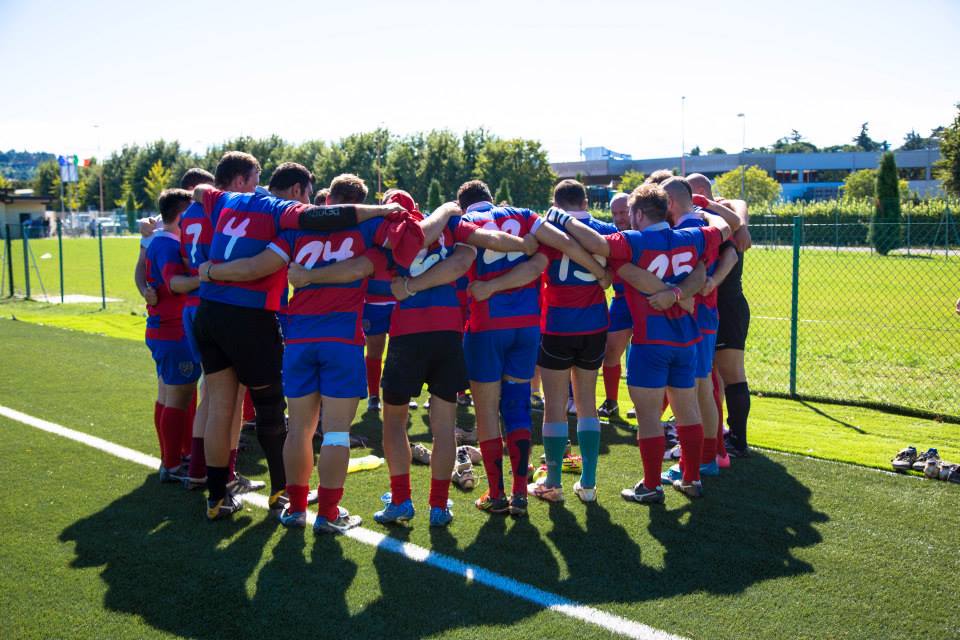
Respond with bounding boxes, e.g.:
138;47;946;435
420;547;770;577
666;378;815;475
598;192;633;419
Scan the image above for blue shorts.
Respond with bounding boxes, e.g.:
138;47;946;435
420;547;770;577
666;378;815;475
695;332;717;378
362;303;394;337
283;341;366;399
608;296;632;332
182;306;200;362
463;326;540;383
626;342;697;389
147;337;201;385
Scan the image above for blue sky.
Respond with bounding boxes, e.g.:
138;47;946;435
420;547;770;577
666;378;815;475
1;0;957;162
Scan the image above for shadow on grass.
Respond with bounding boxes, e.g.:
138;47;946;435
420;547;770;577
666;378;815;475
799;400;866;434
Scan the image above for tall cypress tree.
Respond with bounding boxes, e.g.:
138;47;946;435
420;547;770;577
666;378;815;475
869;151;902;255
426;178;443;212
494;178;512;205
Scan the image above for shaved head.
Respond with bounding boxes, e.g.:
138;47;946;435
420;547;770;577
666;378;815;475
662;177;693;223
645;169;674;185
686;173;713;198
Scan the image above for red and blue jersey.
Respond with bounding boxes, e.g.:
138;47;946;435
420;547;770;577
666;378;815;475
270;219;391;345
145;231;188;341
178;201;216;308
364;254;395;305
607;222;722;347
540;212;616;335
390;216;478;337
461;202;544;332
675;209;721;333
199;188;307;311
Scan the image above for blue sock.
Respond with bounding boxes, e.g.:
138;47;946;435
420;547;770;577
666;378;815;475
542;422;568;487
577;417;601;489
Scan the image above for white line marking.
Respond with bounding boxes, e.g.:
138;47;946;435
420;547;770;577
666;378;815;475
0;405;685;640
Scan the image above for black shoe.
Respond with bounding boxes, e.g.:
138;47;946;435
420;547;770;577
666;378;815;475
724;434;750;458
598;399;619;418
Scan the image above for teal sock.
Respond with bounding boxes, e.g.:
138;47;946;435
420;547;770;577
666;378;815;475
577;417;601;488
542;422;568;487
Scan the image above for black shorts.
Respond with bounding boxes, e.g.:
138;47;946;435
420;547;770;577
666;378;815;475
193;299;284;387
716;293;750;351
537;331;606;371
381;331;468;404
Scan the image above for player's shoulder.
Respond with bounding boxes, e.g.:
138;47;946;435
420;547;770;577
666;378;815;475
589;217;618;234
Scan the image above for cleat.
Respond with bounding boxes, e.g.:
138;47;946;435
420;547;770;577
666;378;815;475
429;506;454;527
664;444;682;461
700;461;720;477
374;498;415;524
411;443;432;465
268;491;289;520
455;427;478;445
528;478;564;503
306;489;318;505
159;465;186;483
314;506;362;534
278;507;306;528
452;449;476;490
227;473;265;495
621;482;664;504
660;465;682;485
408;399;418;410
938;462;958;482
672;479;703;499
456;392;473;407
913;448;940;471
891;446;917;471
573;480;597;503
625;407;637;420
183;475;207;491
531;393;544;410
716;451;731;469
367;396;381;411
509;494;528;517
597;399;619;418
458;445;483;465
474;491;510;514
948;465;960;484
206;493;242;520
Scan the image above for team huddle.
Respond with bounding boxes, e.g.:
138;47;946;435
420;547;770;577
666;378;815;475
137;150;754;534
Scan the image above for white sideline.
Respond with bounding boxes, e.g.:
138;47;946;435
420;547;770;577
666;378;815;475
0;404;685;640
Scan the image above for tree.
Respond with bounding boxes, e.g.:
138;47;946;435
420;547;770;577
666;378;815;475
0;173;9;190
494;178;512;204
707;147;727;155
772;131;819;154
690;146;701;156
869;152;902;255
115;179;142;232
426;178;443;212
853;122;888;152
898;129;928;151
475;138;555;209
840;168;909;201
32;160;61;210
618;170;646;193
143;160;173;210
714;165;781;207
934;103;960;197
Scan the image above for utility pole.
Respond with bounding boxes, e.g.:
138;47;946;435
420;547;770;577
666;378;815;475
94;124;104;215
738;113;746;200
681;96;686;175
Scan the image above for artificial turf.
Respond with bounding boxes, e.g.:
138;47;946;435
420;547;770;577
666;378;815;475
1;319;959;639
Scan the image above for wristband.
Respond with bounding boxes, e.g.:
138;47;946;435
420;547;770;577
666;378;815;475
546;207;571;229
671;286;682;302
692;194;710;209
403;277;417;297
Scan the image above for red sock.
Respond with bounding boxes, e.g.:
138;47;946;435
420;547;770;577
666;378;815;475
638;435;666;490
676;424;704;482
153;401;164;453
315;486;343;522
701;437;717;464
479;438;505;499
228;448;238;481
181;391;196;457
159;407;188;469
242;390;255;423
188;437;206;478
429;478;451;509
712;369;726;455
602;365;621;403
390;474;411;505
365;356;382;398
286;484;310;513
506;429;531;497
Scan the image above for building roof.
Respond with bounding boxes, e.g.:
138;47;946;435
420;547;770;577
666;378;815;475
0;188;52;204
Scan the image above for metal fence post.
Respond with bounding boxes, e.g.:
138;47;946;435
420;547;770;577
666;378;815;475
21;224;31;300
57;218;64;303
4;226;14;297
789;216;802;397
97;222;106;310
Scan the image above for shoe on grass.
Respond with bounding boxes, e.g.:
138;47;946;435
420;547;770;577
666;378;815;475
661;465;682;485
268;491;289;519
411;443;432;465
573;480;596;503
672;479;703;499
664;444;682;461
625;407;637;420
509;494;528;517
598;399;619;418
159;465;185;484
314;506;362;534
621;482;664;505
367;396;381;411
206;493;242;521
474;491;510;514
913;448;939;471
716;451;731;469
528;478;564;503
459;445;482;465
227;473;265;494
374;498;415;524
429;506;454;527
891;446;918;471
278;507;306;528
700;460;720;477
452;449;476;490
938;462;958;482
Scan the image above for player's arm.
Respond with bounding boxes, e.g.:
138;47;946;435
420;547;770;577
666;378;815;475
693;195;741;233
534;217;608;283
134;246;156;305
643;262;707;312
614;263;668;295
418;202;460;247
169;275;199;294
468;253;548;302
705;245;739;295
542;209;610;257
287;255;376;288
392;244;477;301
199;249;287;283
703;212;733;242
466;227;539;255
718;198;751;252
292;203;407;231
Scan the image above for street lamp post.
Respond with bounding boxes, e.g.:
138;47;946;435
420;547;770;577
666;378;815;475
681;96;687;175
737;113;746;200
93;124;104;216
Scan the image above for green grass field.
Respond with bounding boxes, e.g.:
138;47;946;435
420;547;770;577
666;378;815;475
1;319;959;640
2;236;957;417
